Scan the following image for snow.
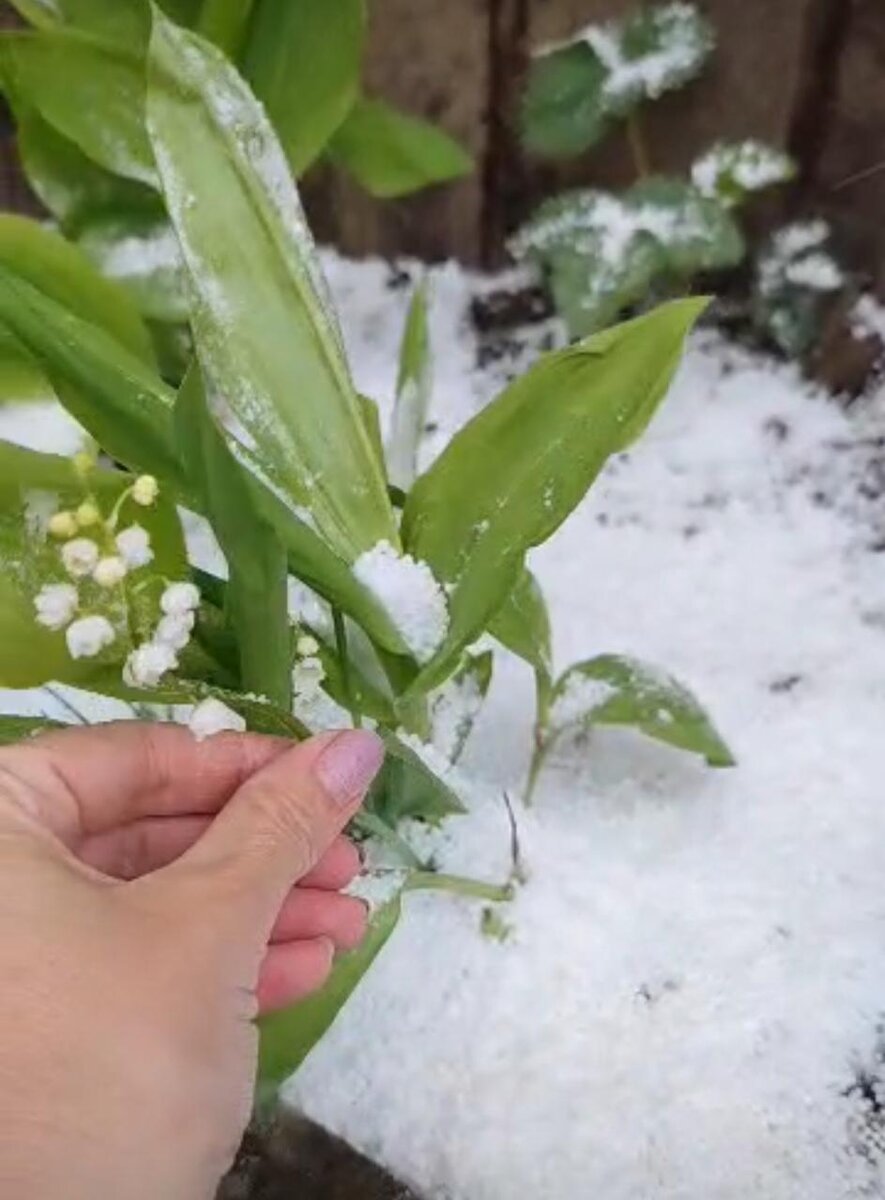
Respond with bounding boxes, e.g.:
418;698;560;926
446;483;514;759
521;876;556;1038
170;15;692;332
548;672;617;730
353;539;449;664
280;257;885;1199
189;697;246;741
3;250;885;1196
852;295;885;346
691;141;794;201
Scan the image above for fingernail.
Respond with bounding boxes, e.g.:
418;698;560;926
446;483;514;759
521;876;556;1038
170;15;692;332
315;730;385;808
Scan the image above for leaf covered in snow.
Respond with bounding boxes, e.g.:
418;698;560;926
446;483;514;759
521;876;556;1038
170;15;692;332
753;221;844;359
691;141;795;208
145;9;398;564
523;2;714;157
401;298;707;690
512;180;741;338
544;653;734;767
430;648;493;763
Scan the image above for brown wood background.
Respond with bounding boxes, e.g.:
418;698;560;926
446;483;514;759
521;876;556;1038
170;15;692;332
3;0;885;280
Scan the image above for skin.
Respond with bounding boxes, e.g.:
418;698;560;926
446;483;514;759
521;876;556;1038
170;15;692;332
0;721;384;1200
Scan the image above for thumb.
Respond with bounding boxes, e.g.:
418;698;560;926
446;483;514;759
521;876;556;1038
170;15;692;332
172;729;384;935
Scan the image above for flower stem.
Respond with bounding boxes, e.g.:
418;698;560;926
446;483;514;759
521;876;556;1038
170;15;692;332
332;608;362;728
406;872;515;904
627;110;652;180
523;732;550;807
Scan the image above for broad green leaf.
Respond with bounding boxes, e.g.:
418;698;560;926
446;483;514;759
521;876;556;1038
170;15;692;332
197;0;255;56
258;892;403;1088
0;439;186;690
0;215;155;365
0;715;64;745
521;42;610;157
243;0;365;175
44;0;149;44
0;29;156;186
543;653;734;767
691;141;795;208
146;11;397;563
328;97;472;199
387;281;432;491
402;300;707;691
488;567;552;681
367;731;465;829
12;102;159;233
78;211;189;322
0;267;182;485
429;648;492;763
176;365;292;709
0;327;57;406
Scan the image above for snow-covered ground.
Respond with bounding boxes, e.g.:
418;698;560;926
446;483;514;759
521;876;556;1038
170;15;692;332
3;255;885;1198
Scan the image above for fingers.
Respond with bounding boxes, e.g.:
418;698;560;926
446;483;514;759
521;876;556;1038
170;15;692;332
300;836;362;891
0;723;290;844
270;889;367;950
170;730;383;937
257;938;335;1015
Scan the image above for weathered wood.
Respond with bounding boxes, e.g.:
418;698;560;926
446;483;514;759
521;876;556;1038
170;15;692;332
804;0;885;289
303;0;490;264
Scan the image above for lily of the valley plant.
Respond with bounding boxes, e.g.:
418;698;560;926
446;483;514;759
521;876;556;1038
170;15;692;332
0;8;732;1096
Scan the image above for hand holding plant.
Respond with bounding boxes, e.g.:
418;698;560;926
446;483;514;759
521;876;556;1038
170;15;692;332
0;722;381;1200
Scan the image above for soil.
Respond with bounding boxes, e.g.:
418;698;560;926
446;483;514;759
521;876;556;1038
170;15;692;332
217;1108;421;1200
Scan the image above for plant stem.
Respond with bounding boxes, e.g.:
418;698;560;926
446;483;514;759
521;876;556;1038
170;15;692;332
353;812;427;870
523;732;549;807
406;872;515;904
626;110;652;180
332;608;362;728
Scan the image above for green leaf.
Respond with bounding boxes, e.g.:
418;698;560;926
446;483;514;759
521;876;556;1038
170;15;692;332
243;0;365;175
328;97;472;199
0;267;182;485
429;648;492;763
0;327;57;406
543;653;734;767
0;440;186;690
12;102;159;234
691;140;795;208
0;715;64;745
521;42;610;157
258;892;403;1089
42;0;149;44
0;215;155;365
0;28;156;186
628;177;745;276
176;365;292;709
3;1;59;28
146;11;398;563
387;280;432;491
488;567;552;682
401;299;707;691
357;393;387;479
197;0;255;56
367;731;465;829
308;624;396;726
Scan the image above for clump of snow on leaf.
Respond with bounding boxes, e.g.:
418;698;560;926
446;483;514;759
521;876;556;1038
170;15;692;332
189;697;246;741
353;540;449;664
548;674;617;730
692;141;794;204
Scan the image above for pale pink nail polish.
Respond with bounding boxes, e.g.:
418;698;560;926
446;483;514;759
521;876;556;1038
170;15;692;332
315;730;385;808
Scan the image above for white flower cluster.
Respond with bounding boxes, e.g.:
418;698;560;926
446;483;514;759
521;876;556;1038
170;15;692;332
32;476;200;687
124;583;200;688
292;633;326;702
33;477;161;663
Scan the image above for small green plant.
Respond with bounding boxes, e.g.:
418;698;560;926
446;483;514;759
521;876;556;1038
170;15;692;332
512;2;795;339
752;220;845;359
0;9;731;1094
0;0;471;378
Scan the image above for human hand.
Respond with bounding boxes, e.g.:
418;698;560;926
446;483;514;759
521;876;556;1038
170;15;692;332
0;721;384;1200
